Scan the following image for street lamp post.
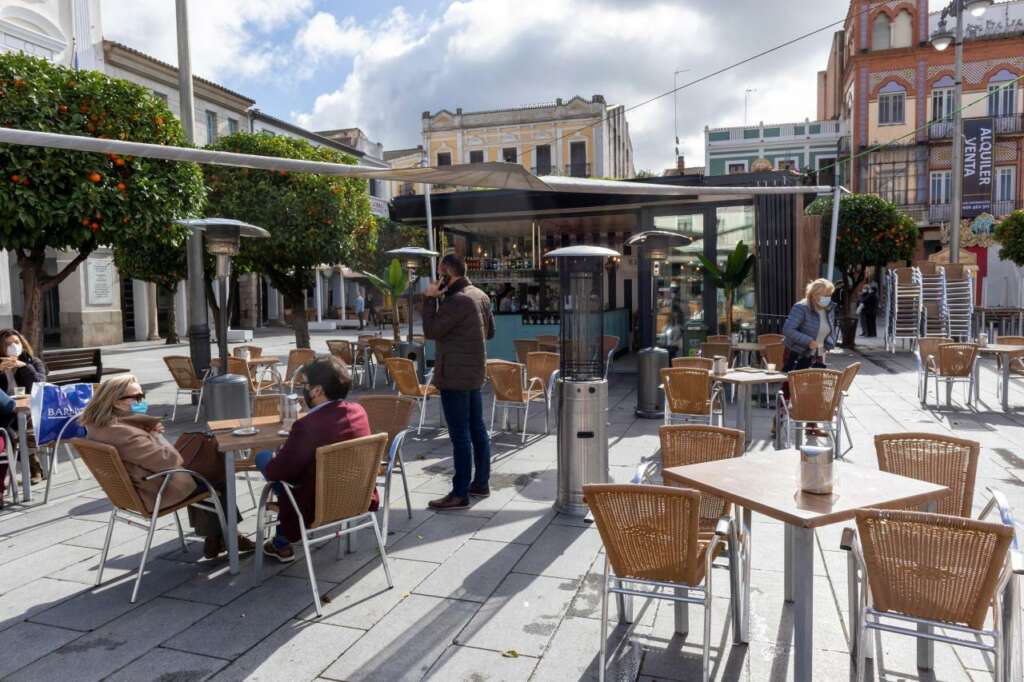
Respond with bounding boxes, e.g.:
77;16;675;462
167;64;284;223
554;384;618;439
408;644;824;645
673;68;690;161
386;246;438;381
931;0;992;265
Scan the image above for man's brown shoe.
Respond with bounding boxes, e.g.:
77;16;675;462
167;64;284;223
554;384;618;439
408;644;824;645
263;540;296;563
428;493;470;510
203;535;224;559
468;484;490;499
237;535;256;554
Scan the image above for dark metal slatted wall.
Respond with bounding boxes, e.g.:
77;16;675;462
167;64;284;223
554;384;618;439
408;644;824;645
754;194;795;334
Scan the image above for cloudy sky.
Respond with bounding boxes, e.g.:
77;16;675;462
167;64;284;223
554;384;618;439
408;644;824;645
101;0;872;171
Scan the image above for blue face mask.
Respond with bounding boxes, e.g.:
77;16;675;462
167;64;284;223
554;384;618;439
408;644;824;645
818;296;832;308
130;400;149;415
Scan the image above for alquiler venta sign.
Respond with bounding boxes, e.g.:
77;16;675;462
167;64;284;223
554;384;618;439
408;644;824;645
962;117;994;219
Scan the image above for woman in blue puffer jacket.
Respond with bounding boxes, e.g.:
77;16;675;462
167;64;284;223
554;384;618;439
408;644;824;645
782;278;837;373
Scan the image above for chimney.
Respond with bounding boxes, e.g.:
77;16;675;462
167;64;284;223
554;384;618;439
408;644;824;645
677;155;686;171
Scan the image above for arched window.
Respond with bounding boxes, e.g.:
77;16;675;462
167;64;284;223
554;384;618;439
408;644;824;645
988;69;1019;118
892;10;913;48
872;13;892;50
878;81;907;125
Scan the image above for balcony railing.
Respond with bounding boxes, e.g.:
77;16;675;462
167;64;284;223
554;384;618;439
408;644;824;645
532;165;556;176
929;200;1022;222
929;115;1022;140
565;163;591;178
928;120;954;140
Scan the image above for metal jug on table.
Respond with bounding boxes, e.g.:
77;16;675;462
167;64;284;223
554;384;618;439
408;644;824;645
281;393;301;432
712;355;729;376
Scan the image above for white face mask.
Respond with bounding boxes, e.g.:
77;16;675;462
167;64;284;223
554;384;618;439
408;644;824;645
6;343;21;357
818;297;832;308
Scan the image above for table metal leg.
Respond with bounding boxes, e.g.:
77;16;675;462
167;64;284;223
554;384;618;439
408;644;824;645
784;523;794;603
18;411;30;502
729;507;752;643
734;384;752;445
916;623;934;670
791;525;815;682
225;450;239;575
674;587;689;635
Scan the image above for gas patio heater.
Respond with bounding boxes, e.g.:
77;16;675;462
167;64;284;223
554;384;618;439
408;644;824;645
178;218;270;421
386;246;439;381
626;230;692;418
546;244;620;516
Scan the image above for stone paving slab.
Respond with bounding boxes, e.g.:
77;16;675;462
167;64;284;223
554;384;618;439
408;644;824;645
209;620;363;682
0;622;82;678
104;647;229;682
414;538;528;603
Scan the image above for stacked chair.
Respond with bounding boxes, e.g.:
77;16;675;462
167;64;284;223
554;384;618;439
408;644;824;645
884;267;924;353
917;262;950;338
945;263;975;341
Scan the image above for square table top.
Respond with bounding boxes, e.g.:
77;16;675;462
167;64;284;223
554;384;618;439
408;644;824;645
245;355;280;366
210;415;290;453
978;344;1024;354
663;451;949;528
714;369;788;385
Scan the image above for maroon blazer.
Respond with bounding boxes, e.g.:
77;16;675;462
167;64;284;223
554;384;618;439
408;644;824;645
264;400;374;542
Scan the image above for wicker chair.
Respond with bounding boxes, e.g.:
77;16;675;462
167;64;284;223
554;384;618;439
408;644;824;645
706;335;731;343
759;343;785;370
526;352;560;413
356;334;380;386
672;357;714;370
252;394;280;418
285;349;317;393
699;342;732;365
927;342;978;408
603;335;619;379
254;433;392;617
585;483;738;682
367;338;396;388
70;438;227;603
163;356;206;422
486;360;548;443
232;345;263;358
776;368;844;449
994;335;1024;399
660;367;724;426
536;334;559;353
846;508;1022;682
833;362;861;458
513;339;539;365
1;428;18;506
384;357;440;434
357;395;416;545
326;339;364;385
916;336;953;403
211;356;278;397
757;333;784;346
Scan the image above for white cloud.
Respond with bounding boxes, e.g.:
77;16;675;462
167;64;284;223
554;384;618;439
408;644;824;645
100;0;313;81
295;12;368;61
291;0;845;171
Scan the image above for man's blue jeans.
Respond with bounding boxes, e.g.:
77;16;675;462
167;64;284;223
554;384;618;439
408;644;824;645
440;389;491;499
255;450;289;548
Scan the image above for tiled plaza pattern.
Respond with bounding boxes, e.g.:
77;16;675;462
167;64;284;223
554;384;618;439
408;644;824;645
2;330;1023;681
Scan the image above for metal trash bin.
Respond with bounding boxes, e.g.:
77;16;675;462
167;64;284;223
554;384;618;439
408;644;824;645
203;373;251;422
556;379;609;516
635;346;669;418
395;341;427;382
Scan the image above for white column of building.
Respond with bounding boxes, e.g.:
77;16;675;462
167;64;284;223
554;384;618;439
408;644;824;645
338;271;347;321
175;281;188;339
132;279;149;341
314;269;323;323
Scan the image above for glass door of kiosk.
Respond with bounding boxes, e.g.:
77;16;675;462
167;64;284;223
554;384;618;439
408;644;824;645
651;213;705;356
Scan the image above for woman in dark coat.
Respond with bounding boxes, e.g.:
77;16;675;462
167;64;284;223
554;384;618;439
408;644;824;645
0;330;45;483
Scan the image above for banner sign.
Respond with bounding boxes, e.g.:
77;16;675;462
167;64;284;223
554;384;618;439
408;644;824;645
962;117;994;219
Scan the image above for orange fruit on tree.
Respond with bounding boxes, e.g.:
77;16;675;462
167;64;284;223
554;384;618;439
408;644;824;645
88;172;102;183
116;182;126;192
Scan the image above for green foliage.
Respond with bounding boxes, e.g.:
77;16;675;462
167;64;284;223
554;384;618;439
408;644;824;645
995;210;1024;268
203;131;376;346
351;218;425;275
112;223;189;291
809;193;918;315
696;241;754;334
363;258;410;342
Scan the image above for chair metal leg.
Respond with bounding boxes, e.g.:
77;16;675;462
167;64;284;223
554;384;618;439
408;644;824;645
370;513;394;588
490;397;497;434
172;389;180;422
130;510;160;603
847;549;859;655
521;401;529;444
300;525;323;617
96;509;117;586
381;466;393;545
42;446;57;504
396;452;413;520
254;485;273;583
599;556;610;682
417;397;427;435
173;511;188;553
675;587;689;635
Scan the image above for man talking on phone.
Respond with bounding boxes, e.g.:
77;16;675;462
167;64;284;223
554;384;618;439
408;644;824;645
422;254;495;510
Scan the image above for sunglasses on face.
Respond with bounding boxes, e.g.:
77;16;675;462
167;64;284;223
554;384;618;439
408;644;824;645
121;393;145;403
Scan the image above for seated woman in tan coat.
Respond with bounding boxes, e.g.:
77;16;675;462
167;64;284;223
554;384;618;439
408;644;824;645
79;375;254;559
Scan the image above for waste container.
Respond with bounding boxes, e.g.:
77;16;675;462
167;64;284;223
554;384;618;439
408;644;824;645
203;373;251;422
682;321;708;358
396;341;427;383
635;346;669;418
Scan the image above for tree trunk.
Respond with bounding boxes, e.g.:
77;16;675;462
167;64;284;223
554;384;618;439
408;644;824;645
19;259;45;353
165;285;180;344
725;289;735;336
146;282;160;341
285;289;311;349
391;299;401;344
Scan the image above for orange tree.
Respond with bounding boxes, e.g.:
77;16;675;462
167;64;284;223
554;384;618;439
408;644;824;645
808;193;917;345
112;224;190;343
995;210;1024;267
0;52;203;350
204;132;376;348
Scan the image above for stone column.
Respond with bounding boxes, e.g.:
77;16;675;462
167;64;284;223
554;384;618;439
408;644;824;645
132;279;149;342
175;281;188;339
314;269;323;323
57;249;123;347
237;273;259;329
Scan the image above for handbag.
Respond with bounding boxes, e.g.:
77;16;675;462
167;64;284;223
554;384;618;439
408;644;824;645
174;432;224;484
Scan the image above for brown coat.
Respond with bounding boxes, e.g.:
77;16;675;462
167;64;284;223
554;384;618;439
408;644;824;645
85;415;196;512
423;277;495;391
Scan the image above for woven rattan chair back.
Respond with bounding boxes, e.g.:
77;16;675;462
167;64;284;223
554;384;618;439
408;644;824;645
233;345;262;358
699;342;732;360
707;335;731;343
603;335;619;355
357;395;415;447
787;368;843;422
585;483;704;586
285;349;316;382
839;362;861;394
855;508;1012;630
760;343;785;369
253;395;281;418
660;367;713;417
757;333;784;346
71;439;147;515
659;425;744;523
513;339;539;365
536;335;559;352
487;361;526;403
874;433;979;517
326;340;356;365
672;357;714;370
997;336;1024;374
937;343;977;378
367;338;395;364
526;352;559;387
357;333;379;348
163;356;203;391
312;433;387;529
385;358;424;397
917;336;953;366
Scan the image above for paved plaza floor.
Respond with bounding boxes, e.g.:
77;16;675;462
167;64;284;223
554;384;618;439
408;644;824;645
3;329;1024;681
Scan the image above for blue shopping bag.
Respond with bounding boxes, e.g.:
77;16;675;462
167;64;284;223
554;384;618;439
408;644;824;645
29;382;93;445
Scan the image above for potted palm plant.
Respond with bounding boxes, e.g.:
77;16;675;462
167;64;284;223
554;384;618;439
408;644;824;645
696;241;755;337
363;258;409;344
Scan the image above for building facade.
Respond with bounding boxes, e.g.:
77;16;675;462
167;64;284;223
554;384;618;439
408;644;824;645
703;118;846;186
421;94;635;190
382;146;425;199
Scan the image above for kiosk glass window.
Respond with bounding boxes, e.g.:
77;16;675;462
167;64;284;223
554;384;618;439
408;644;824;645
715;206;756;336
651;213;705;354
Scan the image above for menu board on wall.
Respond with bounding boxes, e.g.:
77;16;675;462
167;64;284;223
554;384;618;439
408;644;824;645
86;257;115;306
962;117;994;219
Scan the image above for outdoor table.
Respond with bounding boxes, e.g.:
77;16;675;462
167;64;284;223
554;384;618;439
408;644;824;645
210;415;290;574
730;342;763;367
246;355;281;388
713;369;787;446
13;395;30;502
663;451;949;682
975;344;1024;411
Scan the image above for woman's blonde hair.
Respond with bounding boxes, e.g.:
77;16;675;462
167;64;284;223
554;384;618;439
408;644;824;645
79;375;138;429
804;278;835;304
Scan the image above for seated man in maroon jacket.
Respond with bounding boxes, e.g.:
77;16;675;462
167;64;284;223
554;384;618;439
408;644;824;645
255;355;375;562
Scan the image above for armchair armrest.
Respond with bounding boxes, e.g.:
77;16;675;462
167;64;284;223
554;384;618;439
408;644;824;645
981;486;1024;574
840;526;854;551
384;428;411;479
715;516;733;538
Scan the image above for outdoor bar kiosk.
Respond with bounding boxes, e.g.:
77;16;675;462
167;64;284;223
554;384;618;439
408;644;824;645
626;231;692;418
546;245;620;516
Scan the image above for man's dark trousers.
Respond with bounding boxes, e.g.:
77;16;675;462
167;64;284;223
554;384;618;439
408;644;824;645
440;389;490;497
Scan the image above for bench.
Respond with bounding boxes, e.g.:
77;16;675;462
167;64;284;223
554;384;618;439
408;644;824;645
41;348;130;385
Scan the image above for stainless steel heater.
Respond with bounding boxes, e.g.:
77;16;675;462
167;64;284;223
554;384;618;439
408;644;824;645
546;245;620;516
